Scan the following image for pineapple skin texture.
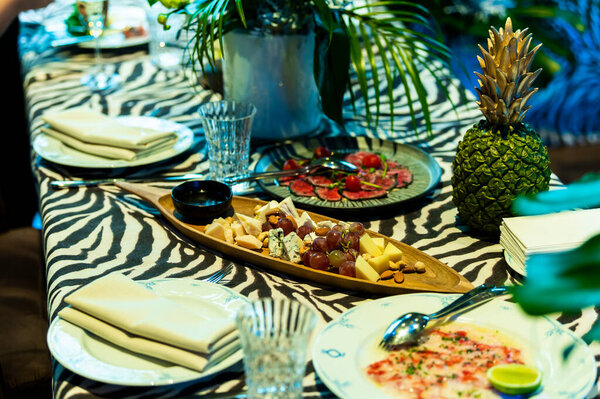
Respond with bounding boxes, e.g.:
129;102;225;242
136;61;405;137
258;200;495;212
451;120;551;234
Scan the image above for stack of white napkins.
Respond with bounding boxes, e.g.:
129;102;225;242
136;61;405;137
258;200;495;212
500;208;600;274
41;108;177;161
58;273;238;372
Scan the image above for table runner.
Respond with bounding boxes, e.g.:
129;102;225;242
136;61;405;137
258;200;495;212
18;12;599;398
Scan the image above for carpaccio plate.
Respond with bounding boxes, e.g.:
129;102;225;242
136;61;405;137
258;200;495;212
255;136;442;214
116;182;472;296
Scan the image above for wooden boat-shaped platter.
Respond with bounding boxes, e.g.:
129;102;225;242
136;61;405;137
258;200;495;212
117;182;473;296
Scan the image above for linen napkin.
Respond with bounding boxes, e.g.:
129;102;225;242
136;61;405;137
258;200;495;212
500;208;600;273
41;127;177;161
41;108;177;160
58;272;238;371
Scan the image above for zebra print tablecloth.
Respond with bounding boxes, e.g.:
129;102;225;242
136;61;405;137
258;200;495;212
19;19;599;399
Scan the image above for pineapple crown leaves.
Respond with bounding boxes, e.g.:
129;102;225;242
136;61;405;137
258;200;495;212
474;17;542;126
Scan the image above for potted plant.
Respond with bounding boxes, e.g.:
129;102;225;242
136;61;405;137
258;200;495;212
148;0;452;141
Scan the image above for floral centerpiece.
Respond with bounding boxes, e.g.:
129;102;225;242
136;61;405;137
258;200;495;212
148;0;452;141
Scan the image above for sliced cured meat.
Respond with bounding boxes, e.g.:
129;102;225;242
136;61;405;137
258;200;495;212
358;171;377;188
289;179;315;197
305;175;334;187
315;187;341;201
373;175;397;191
278;176;294;186
344;151;370;167
342;189;388;200
389;167;413;188
358;170;396;191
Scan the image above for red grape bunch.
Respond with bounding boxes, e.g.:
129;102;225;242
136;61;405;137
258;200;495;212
302;222;366;278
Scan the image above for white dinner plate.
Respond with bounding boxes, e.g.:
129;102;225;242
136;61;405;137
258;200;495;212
33;116;194;169
313;293;596;399
504;250;527;276
47;279;249;386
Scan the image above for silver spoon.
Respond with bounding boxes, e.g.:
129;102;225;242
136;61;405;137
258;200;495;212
223;156;358;185
379;284;509;350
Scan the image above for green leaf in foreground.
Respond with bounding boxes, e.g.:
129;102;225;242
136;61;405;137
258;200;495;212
512;172;600;216
510;173;600;344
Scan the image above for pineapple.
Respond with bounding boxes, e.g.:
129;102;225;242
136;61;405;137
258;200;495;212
452;18;551;234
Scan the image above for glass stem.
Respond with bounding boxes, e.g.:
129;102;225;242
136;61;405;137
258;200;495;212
94;35;102;75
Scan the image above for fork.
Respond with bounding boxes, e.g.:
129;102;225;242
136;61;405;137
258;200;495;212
202;263;234;284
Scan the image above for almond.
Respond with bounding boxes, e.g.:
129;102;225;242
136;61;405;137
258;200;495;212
315;227;330;236
394;271;405;284
389;260;402;270
403;264;416;273
396;260;408;271
380;270;395;280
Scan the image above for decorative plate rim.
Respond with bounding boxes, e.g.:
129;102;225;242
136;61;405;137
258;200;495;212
312;293;596;399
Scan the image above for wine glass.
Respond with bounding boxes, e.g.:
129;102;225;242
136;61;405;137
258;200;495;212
78;0;120;92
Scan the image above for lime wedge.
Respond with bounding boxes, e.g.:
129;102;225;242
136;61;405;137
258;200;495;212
487;364;542;395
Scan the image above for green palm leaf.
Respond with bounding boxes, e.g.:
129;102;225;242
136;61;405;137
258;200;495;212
152;0;452;137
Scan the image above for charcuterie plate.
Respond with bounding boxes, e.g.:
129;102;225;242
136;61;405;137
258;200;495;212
116;182;472;296
255;136;442;214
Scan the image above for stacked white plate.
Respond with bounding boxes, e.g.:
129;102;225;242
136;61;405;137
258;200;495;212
500;208;600;275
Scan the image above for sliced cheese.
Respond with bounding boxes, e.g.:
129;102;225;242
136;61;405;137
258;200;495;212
235;234;263;250
223;223;234;244
235;213;262;237
368;254;390;275
278;197;299;219
355;255;380;282
205;222;226;241
255;200;280;224
231;221;246;237
296;211;316;229
372;237;385;252
383;242;403;262
359;233;383;257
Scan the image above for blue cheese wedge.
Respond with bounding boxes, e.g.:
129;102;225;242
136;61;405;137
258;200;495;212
282;231;301;263
268;228;284;258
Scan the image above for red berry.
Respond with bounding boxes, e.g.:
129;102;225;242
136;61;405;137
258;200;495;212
283;159;300;170
345;175;361;192
362;153;381;169
314;146;332;159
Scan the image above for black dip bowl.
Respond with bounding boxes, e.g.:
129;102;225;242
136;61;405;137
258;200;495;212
171;180;232;222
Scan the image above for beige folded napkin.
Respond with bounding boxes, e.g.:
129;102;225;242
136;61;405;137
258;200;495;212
500;208;600;273
42;107;177;150
59;307;238;372
41;126;177;161
58;273;238;371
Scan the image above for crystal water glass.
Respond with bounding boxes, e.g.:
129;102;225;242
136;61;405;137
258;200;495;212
79;0;120;91
198;100;256;185
236;298;317;399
